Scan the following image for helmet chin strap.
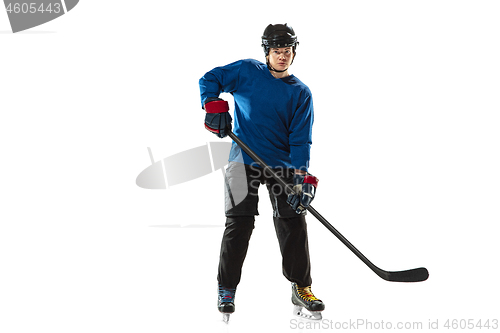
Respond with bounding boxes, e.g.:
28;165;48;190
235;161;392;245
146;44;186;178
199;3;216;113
267;61;289;73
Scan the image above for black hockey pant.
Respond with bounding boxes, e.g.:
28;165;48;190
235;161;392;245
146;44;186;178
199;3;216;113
217;162;312;289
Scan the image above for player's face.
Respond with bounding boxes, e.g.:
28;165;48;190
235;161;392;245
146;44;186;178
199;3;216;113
267;47;294;71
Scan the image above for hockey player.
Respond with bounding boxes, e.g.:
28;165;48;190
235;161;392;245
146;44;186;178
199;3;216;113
199;23;324;322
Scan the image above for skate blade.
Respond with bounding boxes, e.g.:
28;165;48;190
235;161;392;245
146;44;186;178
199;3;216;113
293;305;322;321
222;313;231;324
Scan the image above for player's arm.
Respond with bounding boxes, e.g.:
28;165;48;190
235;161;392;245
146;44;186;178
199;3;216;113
287;89;317;213
199;60;242;138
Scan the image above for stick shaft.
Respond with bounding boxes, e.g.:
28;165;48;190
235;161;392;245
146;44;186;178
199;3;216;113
228;130;427;282
227;131;377;266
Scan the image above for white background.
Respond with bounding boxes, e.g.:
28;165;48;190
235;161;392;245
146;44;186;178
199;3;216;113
1;1;499;332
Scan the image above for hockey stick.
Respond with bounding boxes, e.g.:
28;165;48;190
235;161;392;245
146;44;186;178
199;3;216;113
228;130;429;282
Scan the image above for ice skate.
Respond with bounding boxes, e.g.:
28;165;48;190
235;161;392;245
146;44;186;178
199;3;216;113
291;283;324;320
218;284;236;323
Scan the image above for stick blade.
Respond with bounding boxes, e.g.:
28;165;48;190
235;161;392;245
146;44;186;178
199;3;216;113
383;267;429;282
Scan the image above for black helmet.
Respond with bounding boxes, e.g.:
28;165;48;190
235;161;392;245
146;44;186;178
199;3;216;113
261;23;299;56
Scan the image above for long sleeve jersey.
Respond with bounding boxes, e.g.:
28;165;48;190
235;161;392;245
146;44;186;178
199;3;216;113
199;59;314;172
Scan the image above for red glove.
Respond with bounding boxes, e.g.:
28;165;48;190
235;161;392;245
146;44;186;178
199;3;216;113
204;98;232;138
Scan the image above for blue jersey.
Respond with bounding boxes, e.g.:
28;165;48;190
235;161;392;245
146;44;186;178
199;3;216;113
199;59;314;172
